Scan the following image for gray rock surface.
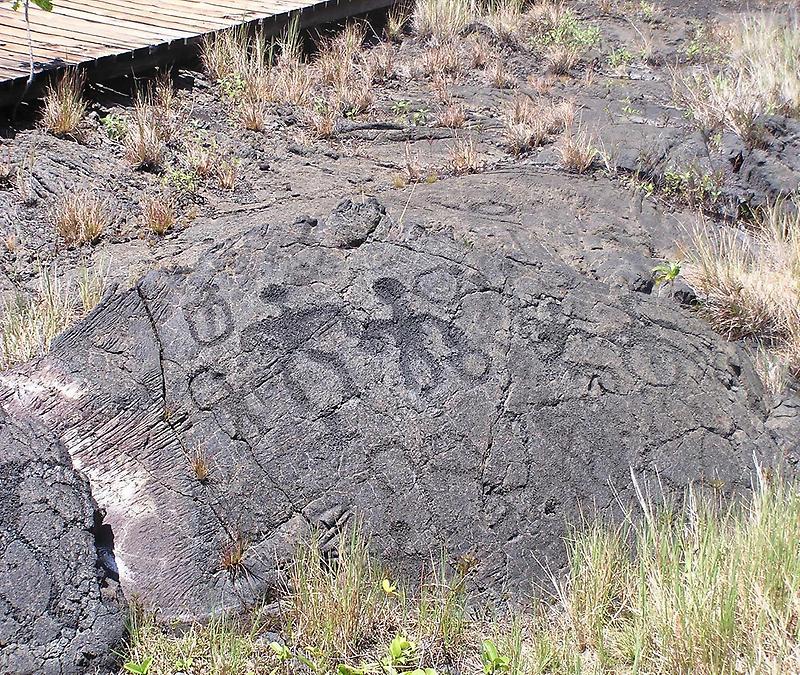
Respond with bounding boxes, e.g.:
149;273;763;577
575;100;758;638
0;198;790;622
0;408;124;674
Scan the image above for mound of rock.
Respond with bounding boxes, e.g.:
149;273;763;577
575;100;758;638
0;198;790;624
0;409;124;674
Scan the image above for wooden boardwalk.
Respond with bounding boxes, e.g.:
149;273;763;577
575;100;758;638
0;0;392;105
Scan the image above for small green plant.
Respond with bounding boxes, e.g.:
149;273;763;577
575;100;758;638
534;10;600;50
270;641;292;662
122;657;153;674
392;99;411;118
481;639;510;674
638;1;657;22
384;635;416;669
652;260;681;287
662;167;723;207
621;96;642;116
165;167;199;194
683;21;723;61
101;113;128;141
411;108;430;126
608;47;634;70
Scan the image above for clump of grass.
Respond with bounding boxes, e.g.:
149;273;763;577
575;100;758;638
413;0;478;41
304;99;339;139
545;43;581;75
365;43;397;83
503;96;574;154
530;5;601;70
682;201;800;380
216;158;238;190
420;41;463;78
447;136;480;175
122;603;262;675
52;190;108;246
120;470;800;673
385;4;410;42
141;193;176;236
486;59;514;88
189;447;212;482
555;123;597;173
674;13;800;146
438;102;466;128
220;531;249;581
483;0;526;43
125;94;166;169
41;69;87;137
286;526;394;670
1;265;105;369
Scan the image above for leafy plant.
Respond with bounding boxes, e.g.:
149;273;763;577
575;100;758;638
481;639;510;674
392;99;411;118
384;635;416;668
165;167;199;194
652;260;681;287
411;108;430;126
101;113;128;141
122;657;153;674
608;47;634;70
382;578;398;597
269;641;292;662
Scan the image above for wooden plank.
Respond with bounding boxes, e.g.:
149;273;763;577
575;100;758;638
2;23;123;50
0;8;163;49
0;0;392;92
60;0;229;33
46;6;191;42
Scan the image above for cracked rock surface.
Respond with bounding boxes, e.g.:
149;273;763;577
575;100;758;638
0;408;125;674
0;198;793;622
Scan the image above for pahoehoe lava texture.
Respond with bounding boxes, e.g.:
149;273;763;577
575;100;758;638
0;198;788;622
0;409;125;674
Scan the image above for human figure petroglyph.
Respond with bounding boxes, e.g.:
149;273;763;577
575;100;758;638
361;277;490;393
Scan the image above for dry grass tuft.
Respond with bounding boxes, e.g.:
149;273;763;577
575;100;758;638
555;123;597;173
674;13;800;146
421;41;463;78
365;43;397;83
41;70;87;137
141;193;176;236
385;4;410;42
52;190;108;246
447;136;480;174
315;23;366;87
413;0;477;41
189;447;212;482
486;59;514;88
503;96;574;154
125;94;166;169
438;102;466;128
304;99;339;139
201;26;251;83
545;44;581;75
467;34;491;69
682;202;800;380
483;0;525;42
186;141;215;178
334;70;374;116
220;531;249;580
216;158;238;189
1;265;105;369
275;61;313;106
